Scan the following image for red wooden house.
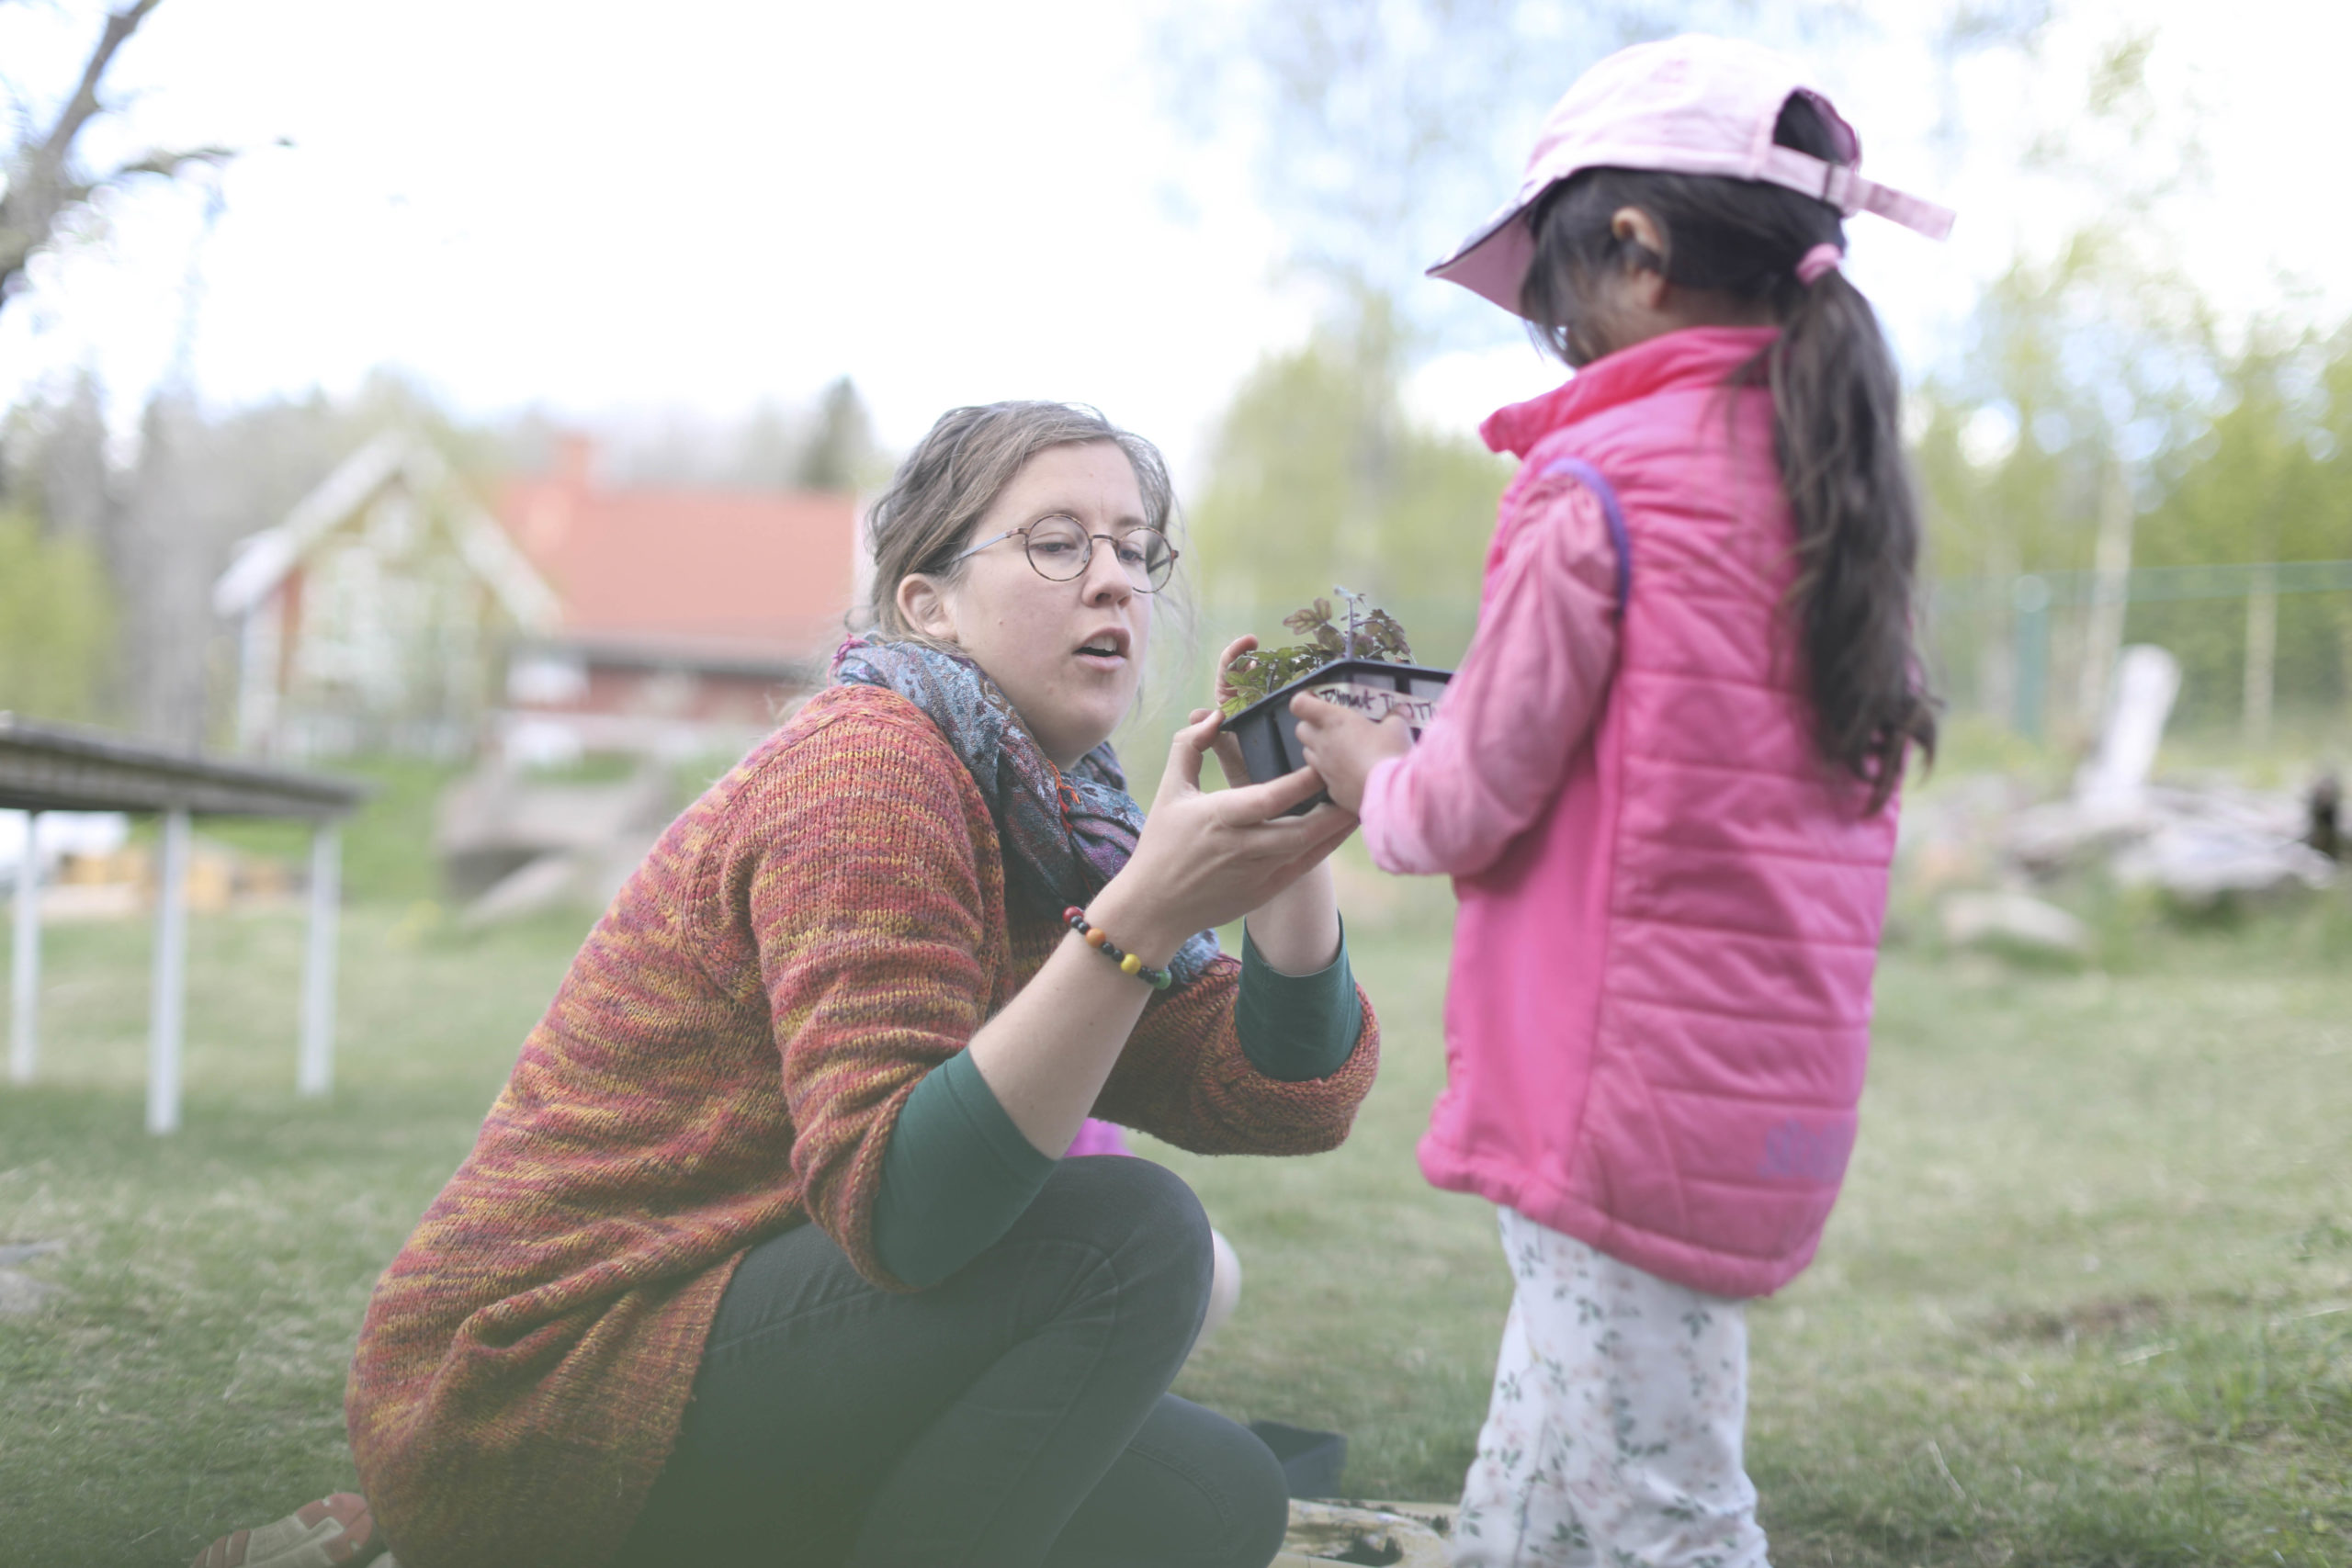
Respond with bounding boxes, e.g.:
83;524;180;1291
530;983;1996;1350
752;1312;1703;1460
216;433;861;762
492;436;861;763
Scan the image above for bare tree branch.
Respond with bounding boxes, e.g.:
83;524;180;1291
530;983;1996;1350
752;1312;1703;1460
108;142;234;181
0;0;172;305
32;0;162;178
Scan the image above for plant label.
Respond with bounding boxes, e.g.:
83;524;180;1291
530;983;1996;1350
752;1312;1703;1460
1295;676;1448;737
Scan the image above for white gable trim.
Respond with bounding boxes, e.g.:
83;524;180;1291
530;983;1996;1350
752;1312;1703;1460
212;433;560;633
454;497;560;632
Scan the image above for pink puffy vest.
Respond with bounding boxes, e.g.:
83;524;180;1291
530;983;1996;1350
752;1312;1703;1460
1418;327;1898;1300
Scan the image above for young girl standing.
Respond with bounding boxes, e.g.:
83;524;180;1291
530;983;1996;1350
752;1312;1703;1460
1294;35;1952;1568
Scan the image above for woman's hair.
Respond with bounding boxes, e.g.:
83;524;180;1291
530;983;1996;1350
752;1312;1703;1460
863;400;1177;640
1520;94;1936;810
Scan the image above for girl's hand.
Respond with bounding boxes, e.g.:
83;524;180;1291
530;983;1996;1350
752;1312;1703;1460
1290;692;1412;815
1089;707;1356;961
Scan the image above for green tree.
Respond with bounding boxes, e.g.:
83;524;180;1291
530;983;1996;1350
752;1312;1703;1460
797;377;874;492
1914;226;2220;583
2132;324;2352;732
2141;323;2352;570
1916;267;2352;737
1165;3;2034;656
0;507;115;721
1186;313;1510;666
1900;31;2293;737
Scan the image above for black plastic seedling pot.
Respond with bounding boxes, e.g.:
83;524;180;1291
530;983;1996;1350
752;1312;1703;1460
1245;1418;1349;1499
1224;659;1454;815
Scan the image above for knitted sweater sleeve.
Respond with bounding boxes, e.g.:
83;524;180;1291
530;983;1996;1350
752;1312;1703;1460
1091;949;1380;1157
714;699;1000;1292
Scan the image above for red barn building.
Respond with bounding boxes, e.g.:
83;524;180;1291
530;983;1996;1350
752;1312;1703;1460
217;433;861;763
493;436;861;763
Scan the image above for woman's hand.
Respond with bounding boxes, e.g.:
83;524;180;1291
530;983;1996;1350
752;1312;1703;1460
1206;633;1259;785
968;710;1351;1157
1087;707;1356;963
1290;693;1413;815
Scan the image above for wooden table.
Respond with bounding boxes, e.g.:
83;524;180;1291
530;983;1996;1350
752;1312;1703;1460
0;714;367;1133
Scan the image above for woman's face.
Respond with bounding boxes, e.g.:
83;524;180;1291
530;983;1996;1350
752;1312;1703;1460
897;440;1155;769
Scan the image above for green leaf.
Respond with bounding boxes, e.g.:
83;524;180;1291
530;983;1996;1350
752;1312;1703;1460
1223;592;1418;716
1282;599;1335;637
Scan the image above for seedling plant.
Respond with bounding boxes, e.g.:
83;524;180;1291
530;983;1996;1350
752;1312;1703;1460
1219;588;1415;718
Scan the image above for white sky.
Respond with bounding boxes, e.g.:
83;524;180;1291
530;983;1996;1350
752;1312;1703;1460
3;0;2348;485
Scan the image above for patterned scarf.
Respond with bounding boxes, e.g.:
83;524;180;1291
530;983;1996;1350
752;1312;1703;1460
831;636;1220;986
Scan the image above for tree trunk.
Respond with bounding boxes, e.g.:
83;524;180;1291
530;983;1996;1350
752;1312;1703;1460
35;377;114;544
105;398;222;750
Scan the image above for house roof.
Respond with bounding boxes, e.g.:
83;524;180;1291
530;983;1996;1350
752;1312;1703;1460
496;440;859;664
212;432;561;631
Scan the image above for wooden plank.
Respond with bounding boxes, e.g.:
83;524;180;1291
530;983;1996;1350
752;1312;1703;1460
0;714;366;818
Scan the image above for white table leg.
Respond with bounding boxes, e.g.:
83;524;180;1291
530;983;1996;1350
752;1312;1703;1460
147;808;190;1135
9;810;38;1084
297;822;340;1098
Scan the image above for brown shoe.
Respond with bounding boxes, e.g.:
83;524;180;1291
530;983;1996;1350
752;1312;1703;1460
189;1494;379;1568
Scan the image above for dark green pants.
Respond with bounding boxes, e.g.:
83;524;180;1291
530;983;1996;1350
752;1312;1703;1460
620;1156;1288;1568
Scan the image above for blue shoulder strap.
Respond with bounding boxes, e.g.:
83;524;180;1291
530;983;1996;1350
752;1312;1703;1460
1536;457;1632;613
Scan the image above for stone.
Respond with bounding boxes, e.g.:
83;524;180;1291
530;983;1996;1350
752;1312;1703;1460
2075;645;2180;812
1939;890;2089;955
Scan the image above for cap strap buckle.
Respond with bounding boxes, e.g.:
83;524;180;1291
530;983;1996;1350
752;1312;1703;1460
1758;145;1956;242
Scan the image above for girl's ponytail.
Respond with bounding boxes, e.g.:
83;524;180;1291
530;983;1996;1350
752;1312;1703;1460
1767;264;1937;811
1521;95;1937;812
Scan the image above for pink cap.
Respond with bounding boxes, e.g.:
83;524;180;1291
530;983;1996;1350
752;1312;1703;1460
1429;34;1955;317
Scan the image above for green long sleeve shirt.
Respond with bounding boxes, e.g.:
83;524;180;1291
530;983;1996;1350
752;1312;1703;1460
871;927;1363;1289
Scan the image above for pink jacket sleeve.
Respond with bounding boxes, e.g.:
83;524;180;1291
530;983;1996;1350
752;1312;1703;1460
1360;479;1621;878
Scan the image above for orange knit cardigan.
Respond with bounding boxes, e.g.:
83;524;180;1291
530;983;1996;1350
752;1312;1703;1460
344;685;1381;1568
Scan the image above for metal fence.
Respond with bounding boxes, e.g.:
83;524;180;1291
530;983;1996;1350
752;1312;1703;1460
1928;561;2352;746
1172;565;2352;755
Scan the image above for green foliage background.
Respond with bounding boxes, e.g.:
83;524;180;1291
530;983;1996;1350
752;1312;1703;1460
1172;19;2348;756
0;507;115;722
1186;319;1511;672
1913;260;2352;738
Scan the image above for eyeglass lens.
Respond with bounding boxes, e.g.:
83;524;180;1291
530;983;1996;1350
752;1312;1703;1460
1026;515;1174;591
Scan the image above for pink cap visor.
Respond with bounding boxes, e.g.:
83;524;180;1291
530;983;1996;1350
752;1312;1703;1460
1430;34;1955;317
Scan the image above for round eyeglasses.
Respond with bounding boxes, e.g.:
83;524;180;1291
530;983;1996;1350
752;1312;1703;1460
949;514;1179;593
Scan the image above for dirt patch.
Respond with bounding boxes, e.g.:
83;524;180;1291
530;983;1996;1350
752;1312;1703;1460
1982;1293;2170;1347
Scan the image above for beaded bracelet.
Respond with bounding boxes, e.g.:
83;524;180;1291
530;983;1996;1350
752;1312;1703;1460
1063;907;1174;990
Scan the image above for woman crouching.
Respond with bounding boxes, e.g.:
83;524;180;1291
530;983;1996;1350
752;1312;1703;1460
318;401;1377;1568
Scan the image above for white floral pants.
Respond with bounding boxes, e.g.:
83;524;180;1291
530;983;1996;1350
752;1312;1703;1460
1451;1208;1768;1568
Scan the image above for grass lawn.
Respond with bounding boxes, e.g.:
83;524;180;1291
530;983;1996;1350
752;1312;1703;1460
1;860;2347;1565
